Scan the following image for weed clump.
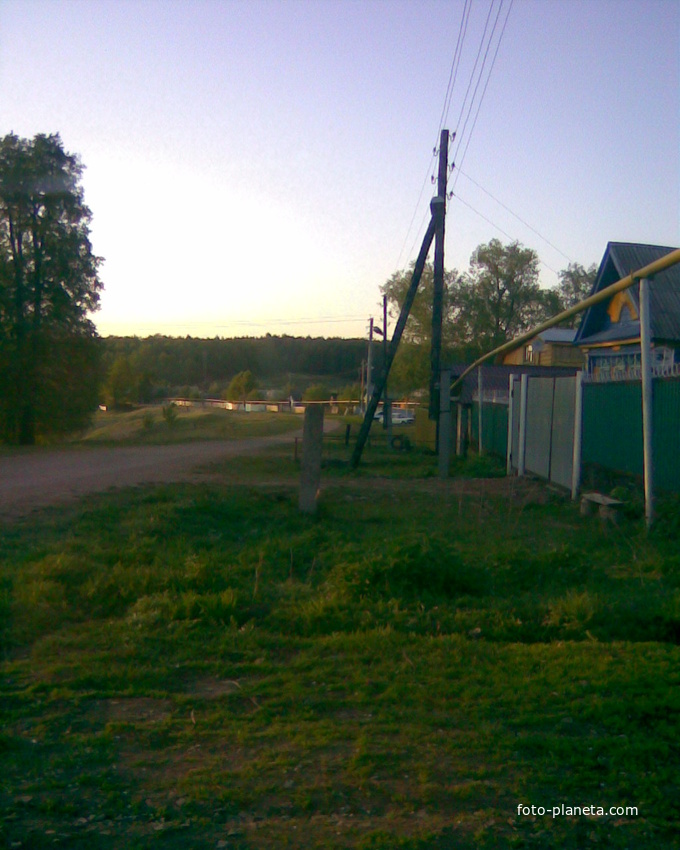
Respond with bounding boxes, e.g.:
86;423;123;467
333;537;489;604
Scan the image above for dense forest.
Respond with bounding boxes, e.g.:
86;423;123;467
101;334;376;404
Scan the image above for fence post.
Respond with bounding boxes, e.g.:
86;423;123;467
477;366;484;454
438;369;451;479
640;277;654;527
571;371;584;500
299;405;324;514
507;374;516;475
518;374;528;476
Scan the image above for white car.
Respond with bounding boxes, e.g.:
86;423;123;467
392;409;415;424
373;408;415;424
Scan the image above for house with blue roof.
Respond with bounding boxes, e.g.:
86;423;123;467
574;242;680;380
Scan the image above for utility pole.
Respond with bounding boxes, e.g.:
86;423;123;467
359;359;365;413
351;206;440;468
366;318;375;406
382;294;391;435
429;128;450;430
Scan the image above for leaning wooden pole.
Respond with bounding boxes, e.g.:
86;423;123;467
350;205;441;468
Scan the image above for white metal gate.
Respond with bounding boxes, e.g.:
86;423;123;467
508;373;581;493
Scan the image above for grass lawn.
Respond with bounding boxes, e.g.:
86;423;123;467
1;436;679;848
77;406;305;445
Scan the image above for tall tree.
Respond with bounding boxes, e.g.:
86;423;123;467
381;262;462;393
555;262;598;325
0;133;102;443
451;239;549;354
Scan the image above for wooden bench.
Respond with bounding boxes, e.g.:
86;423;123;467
580;492;623;523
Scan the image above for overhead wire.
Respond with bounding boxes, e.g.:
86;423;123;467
449;0;502;170
449;0;514;189
435;0;473;143
393;0;472;272
456;168;572;263
451;193;561;276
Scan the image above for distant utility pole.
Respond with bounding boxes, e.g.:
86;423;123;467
360;359;366;413
382;294;391;434
429;128;450;427
366;318;375;404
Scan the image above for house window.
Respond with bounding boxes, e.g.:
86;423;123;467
525;344;536;363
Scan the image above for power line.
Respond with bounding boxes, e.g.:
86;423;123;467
449;0;500;166
394;0;472;272
436;0;473;142
450;192;561;276
397;0;514;279
457;168;573;263
450;0;509;176
450;0;514;189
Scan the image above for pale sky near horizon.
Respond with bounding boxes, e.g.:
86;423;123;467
1;0;678;339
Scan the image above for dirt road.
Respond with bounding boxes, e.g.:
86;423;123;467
0;429;309;520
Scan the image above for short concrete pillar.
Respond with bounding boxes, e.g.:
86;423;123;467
299;405;324;513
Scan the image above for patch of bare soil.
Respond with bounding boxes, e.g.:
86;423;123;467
0;431;304;521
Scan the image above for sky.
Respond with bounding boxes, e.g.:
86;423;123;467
1;0;678;339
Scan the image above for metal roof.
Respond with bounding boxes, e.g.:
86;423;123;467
575;242;680;345
536;328;577;343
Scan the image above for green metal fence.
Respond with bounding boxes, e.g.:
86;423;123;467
470;401;509;459
467;377;679;493
654;378;680;491
581;378;680;492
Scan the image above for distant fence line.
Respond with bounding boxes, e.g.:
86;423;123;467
167;398;418;414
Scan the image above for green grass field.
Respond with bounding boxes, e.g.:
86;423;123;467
1;435;679;848
78;406;304;445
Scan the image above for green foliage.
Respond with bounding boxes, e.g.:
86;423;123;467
302;383;330;401
161;403;178;427
103;355;137;408
452;238;548;353
556;261;598;323
338;383;360;401
0;133;102;444
101;335;367;398
380;243;593;392
226;369;257;402
381;262;462;392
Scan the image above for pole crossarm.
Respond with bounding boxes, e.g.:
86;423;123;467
451;248;680;393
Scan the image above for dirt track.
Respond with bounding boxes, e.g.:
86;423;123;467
0;430;307;520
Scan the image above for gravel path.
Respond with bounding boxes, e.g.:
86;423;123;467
0;429;311;520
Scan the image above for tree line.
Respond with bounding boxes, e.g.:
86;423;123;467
1;131;598;443
101;334;368;407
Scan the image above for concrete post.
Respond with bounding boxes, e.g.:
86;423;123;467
299;405;324;514
438;370;451;479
